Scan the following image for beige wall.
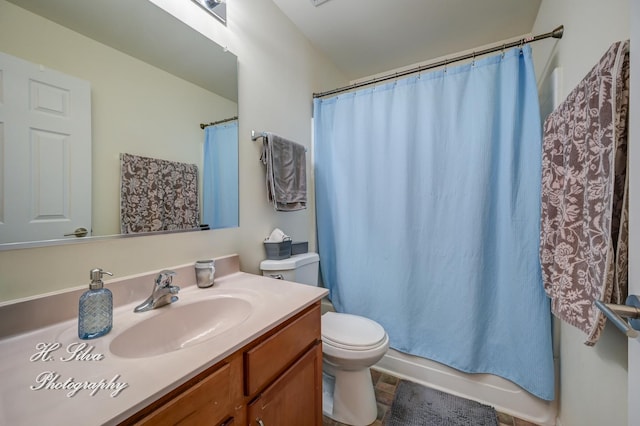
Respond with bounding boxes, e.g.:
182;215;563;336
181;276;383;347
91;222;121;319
0;0;347;302
532;0;630;425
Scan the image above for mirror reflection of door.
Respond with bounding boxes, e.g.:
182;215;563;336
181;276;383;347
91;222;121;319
1;0;239;246
0;51;91;244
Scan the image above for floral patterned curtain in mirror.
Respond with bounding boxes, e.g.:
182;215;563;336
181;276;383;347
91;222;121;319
120;153;199;234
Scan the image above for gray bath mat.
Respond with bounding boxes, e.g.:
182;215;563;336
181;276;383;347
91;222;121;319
384;380;498;426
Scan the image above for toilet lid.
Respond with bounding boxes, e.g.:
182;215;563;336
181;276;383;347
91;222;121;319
321;312;387;350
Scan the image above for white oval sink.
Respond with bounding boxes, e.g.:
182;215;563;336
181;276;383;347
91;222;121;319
110;297;252;358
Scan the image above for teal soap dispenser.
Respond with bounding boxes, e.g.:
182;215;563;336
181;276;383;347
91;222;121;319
78;268;114;340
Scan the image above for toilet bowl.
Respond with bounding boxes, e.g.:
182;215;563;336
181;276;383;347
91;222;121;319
321;312;389;425
260;253;389;426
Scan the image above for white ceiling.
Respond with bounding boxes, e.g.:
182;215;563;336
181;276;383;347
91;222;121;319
271;0;542;81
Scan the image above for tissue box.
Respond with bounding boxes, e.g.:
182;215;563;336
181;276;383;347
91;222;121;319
291;241;308;255
264;240;292;260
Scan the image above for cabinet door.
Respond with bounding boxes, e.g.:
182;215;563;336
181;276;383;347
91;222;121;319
248;342;322;426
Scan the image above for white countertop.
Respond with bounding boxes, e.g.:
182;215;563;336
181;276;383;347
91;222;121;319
0;271;327;425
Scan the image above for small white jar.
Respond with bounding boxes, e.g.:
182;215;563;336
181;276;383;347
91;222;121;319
195;259;215;288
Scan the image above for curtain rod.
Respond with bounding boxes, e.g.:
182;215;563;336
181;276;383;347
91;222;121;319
200;116;238;129
313;25;564;99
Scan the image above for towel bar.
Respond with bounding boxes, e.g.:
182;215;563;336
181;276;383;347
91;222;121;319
251;130;308;151
251;130;267;141
595;295;640;338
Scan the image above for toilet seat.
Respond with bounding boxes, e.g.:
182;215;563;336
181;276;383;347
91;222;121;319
322;312;387;351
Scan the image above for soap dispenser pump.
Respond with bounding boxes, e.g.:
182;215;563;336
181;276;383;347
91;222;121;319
78;268;114;340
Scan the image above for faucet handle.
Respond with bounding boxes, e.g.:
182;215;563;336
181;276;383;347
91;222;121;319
155;270;177;287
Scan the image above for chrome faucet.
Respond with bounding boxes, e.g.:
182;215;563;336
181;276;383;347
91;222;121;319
134;270;180;313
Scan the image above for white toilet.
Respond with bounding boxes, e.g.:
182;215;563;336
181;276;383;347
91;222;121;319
260;252;389;426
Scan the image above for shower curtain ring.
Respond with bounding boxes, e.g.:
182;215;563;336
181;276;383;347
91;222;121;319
472;51;476;66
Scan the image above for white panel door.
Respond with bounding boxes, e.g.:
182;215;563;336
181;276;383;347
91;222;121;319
0;51;91;244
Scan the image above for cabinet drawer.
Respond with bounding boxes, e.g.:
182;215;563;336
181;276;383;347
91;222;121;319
244;303;320;396
135;362;232;426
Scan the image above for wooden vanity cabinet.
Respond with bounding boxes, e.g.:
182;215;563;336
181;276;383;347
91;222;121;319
120;302;322;426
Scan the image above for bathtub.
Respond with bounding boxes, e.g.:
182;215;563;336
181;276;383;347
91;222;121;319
320;299;558;425
375;349;558;426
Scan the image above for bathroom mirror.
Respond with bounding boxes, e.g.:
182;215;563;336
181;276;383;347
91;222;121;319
0;0;239;248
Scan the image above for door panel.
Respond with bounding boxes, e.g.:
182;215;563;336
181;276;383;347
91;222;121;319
0;51;91;244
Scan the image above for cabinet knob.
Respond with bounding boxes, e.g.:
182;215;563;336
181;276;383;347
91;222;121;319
256;418;265;426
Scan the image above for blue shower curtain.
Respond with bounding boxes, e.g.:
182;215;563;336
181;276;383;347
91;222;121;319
202;120;238;229
313;46;554;401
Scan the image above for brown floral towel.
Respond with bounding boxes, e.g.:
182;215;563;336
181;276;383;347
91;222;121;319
120;153;199;234
540;41;629;345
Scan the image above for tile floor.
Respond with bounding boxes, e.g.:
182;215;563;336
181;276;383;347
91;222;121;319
322;369;542;426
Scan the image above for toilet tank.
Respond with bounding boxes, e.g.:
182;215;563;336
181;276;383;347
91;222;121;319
260;252;319;286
